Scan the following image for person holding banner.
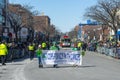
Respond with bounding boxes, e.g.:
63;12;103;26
72;45;83;67
50;42;59;68
36;44;43;68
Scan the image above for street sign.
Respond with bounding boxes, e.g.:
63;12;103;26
117;31;120;35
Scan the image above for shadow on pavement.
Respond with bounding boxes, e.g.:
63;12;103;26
80;65;96;68
8;63;24;65
40;65;96;69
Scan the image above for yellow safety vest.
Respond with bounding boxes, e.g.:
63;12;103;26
0;43;8;56
28;45;34;51
77;42;82;48
42;43;46;48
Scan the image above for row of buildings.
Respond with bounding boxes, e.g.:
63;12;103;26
72;22;115;43
0;0;58;42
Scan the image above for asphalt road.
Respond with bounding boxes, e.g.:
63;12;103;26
0;50;120;80
24;51;120;80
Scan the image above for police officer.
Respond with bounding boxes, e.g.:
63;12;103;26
28;43;35;60
0;41;8;65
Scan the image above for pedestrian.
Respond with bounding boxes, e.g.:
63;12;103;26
36;44;43;68
0;41;8;65
50;42;59;68
28;43;35;60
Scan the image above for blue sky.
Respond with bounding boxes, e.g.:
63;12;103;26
9;0;97;33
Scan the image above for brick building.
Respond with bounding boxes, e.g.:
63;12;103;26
33;15;50;33
74;25;110;42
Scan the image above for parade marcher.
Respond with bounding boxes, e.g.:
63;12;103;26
36;44;43;68
42;42;46;50
50;42;59;68
28;43;35;60
0;41;8;65
72;44;84;67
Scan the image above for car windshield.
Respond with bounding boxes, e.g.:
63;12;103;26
61;39;70;42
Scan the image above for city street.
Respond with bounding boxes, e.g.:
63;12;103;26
1;0;120;80
0;51;120;80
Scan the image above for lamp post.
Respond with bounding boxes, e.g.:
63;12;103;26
93;29;96;41
87;31;90;42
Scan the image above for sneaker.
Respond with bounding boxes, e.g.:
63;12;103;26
39;65;43;68
53;64;58;68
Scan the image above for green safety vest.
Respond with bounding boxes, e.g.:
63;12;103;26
50;46;58;50
36;49;42;57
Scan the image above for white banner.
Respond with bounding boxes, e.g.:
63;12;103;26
41;50;82;66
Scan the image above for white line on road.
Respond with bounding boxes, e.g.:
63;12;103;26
13;59;31;80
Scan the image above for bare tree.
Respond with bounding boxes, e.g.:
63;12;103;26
23;4;39;16
68;28;78;40
85;0;120;34
84;0;120;55
7;4;38;42
42;24;56;41
7;11;22;41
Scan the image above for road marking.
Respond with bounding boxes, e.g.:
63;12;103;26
13;59;31;80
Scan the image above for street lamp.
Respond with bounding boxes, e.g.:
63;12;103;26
93;29;96;40
87;31;90;42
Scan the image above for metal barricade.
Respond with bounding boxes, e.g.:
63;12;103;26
97;47;101;53
105;48;109;55
101;47;105;54
109;48;115;57
95;46;118;58
117;48;120;58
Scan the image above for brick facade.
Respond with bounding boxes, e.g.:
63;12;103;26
74;25;109;42
33;16;50;33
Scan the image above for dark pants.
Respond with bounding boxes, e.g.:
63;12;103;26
38;56;43;68
0;55;6;65
29;50;34;60
38;56;42;65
